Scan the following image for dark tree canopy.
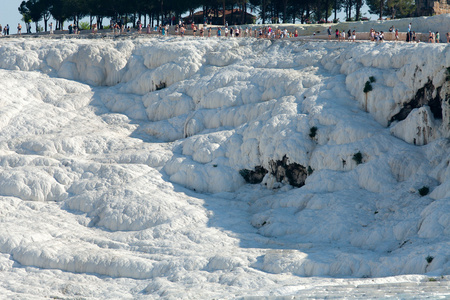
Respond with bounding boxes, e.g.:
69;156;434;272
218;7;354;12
18;0;415;31
366;0;415;19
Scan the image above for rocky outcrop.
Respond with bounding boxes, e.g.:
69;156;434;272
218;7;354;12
240;155;308;188
268;155;307;188
239;167;268;184
390;80;450;145
390;80;443;124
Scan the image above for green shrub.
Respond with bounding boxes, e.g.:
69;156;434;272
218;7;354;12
418;186;429;196
363;81;373;93
352;152;363;165
307;166;314;175
369;76;376;83
309;126;318;139
79;21;90;30
426;255;434;264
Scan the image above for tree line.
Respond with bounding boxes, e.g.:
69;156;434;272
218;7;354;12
18;0;415;32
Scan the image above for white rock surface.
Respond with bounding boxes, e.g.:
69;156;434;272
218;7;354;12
0;19;449;298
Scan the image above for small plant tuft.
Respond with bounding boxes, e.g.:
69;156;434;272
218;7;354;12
352;152;363;165
428;277;438;282
426;255;434;264
369;76;376;83
213;164;217;167
418;186;429;196
363;81;373;93
309;126;318;139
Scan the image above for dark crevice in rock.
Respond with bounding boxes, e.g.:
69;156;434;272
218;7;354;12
269;155;307;188
239;155;308;188
155;81;166;91
390;80;443;124
239;166;268;184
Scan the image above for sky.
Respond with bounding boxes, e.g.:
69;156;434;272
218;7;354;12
1;0;378;34
1;0;22;31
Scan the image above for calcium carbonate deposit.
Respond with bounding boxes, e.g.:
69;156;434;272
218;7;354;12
0;16;449;299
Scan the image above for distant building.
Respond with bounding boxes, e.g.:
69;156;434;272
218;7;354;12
416;0;450;16
183;9;256;25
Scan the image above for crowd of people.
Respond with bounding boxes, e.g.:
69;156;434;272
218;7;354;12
106;19;302;39
2;19;450;43
0;24;10;36
328;27;357;41
0;22;33;36
327;22;450;43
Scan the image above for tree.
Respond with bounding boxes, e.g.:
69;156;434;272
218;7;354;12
385;0;415;18
47;0;69;30
333;0;345;21
18;1;32;24
19;0;45;32
355;0;363;21
366;0;414;19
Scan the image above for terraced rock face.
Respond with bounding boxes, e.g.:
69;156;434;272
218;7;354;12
0;36;449;299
